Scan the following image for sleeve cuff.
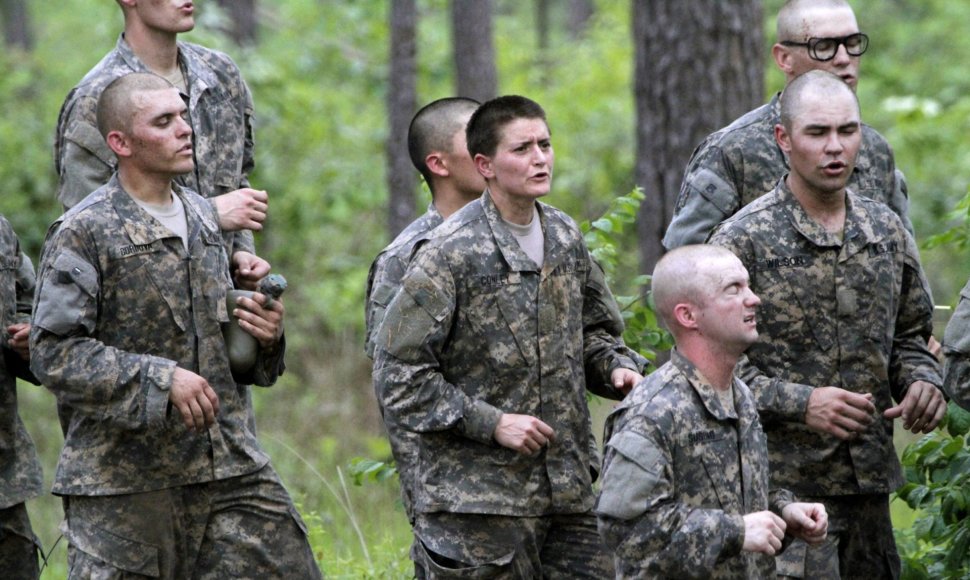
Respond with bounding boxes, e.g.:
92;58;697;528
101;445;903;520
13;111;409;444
722;513;746;557
144;357;177;424
461;398;505;445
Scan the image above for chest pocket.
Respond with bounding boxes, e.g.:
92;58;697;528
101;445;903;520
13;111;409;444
461;276;537;372
679;434;742;514
195;86;247;191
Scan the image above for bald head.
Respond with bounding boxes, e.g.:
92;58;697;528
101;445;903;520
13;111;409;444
780;70;858;131
408;97;481;193
777;0;853;42
97;72;175;138
652;245;742;333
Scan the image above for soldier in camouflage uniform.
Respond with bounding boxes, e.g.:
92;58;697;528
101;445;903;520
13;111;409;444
374;96;646;578
598;245;828;579
665;0;912;250
709;71;945;579
55;0;270;289
941;285;970;410
30;74;320;579
365;97;485;522
0;217;44;579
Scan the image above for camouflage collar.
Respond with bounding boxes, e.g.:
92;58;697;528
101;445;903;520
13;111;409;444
671;350;740;421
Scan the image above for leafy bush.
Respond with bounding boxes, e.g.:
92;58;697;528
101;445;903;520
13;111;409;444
895;403;970;579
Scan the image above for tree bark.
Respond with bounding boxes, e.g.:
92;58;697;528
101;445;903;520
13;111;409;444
452;0;498;102
216;0;258;46
568;0;594;39
386;0;419;238
632;0;763;274
0;0;33;51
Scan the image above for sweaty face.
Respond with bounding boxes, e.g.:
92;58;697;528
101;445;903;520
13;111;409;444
132;0;196;35
480;117;554;204
695;255;761;354
780;87;862;199
780;6;861;90
128;87;195;177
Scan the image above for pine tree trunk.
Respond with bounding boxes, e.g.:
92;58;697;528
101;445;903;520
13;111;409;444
452;0;498;102
386;0;419;237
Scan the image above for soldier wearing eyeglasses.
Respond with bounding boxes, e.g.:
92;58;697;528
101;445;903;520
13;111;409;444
664;0;913;249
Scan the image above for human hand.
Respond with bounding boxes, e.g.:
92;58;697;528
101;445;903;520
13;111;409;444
170;368;220;432
927;336;942;361
493;414;556;455
6;323;30;360
742;511;787;555
231;251;271;290
884;380;946;434
232;292;284;349
212;188;268;231
805;386;875;440
611;367;643;396
781;502;828;545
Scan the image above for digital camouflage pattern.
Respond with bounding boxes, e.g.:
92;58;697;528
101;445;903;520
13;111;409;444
54;34;255;256
597;351;794;580
412;510;612;578
365;202;443;523
62;465;320;579
30;176;284;495
364;203;443;359
0;216;43;578
708;181;942;497
374;191;645;517
664;94;913;249
941;277;970;410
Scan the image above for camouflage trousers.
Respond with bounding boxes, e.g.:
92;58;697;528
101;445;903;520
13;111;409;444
62;465;322;579
777;493;899;580
0;502;41;580
411;510;613;579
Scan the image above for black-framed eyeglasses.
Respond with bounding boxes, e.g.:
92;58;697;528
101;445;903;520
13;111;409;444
780;33;869;62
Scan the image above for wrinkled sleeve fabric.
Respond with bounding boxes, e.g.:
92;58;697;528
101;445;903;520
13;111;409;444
597;421;745;577
581;255;648;400
889;231;942;401
943;278;970;410
664;144;742;250
375;250;503;445
30;224;175;428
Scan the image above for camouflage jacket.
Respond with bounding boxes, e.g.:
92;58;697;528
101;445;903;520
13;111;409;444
30;176;284;496
665;93;912;249
597;351;793;580
364;203;443;359
53;33;254;256
374;191;644;516
709;180;942;496
0;216;43;509
941;279;970;410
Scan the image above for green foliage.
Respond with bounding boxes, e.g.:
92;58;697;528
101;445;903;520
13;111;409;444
894;403;970;579
580;187;672;365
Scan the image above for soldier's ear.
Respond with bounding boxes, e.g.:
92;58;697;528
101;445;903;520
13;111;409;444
774;124;791;154
474;153;495;180
772;43;794;77
426;152;449;178
672;303;698;330
106;130;132;158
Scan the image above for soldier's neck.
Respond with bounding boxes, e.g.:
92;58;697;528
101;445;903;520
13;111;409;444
118;168;175;207
124;26;180;79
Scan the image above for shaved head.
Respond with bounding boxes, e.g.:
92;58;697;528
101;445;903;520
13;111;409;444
408;97;481;191
777;0;853;42
97;72;175;138
780;69;858;131
652;245;742;332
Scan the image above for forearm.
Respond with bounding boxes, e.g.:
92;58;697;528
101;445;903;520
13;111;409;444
736;354;815;422
30;330;175;427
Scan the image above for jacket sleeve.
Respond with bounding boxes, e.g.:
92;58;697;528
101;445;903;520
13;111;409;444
29;224;175;428
664;143;742;250
889;230;943;400
597;418;745;578
374;249;503;445
942;278;970;410
581;253;648;400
